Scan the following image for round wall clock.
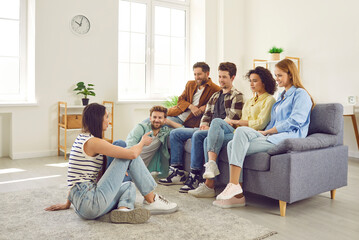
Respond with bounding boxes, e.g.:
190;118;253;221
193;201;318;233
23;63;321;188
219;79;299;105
70;15;90;35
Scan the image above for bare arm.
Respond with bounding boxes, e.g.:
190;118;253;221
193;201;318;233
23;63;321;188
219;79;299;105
85;132;152;160
165;118;183;128
45;197;71;211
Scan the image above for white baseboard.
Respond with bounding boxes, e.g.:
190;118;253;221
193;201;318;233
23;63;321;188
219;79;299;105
349;150;359;159
10;150;58;160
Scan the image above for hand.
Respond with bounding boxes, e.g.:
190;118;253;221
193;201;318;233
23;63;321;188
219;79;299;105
258;130;267;136
199;105;206;114
45;203;70;211
80;17;84;26
225;119;234;126
188;105;201;117
141;131;153;146
200;125;209;130
75;21;81;26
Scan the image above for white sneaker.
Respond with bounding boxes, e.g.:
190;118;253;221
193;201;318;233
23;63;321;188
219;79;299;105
188;183;216;198
216;183;243;200
143;194;178;215
203;160;220;179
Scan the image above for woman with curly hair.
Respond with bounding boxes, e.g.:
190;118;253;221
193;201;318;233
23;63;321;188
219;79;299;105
188;66;277;199
210;59;314;208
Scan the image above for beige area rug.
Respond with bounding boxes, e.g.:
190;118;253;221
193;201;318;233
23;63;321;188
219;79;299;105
0;184;277;240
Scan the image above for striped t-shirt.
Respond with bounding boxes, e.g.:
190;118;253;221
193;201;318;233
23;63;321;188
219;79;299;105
67;133;104;189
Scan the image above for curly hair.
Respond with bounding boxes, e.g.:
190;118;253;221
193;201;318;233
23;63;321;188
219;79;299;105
246;66;277;95
150;105;168;118
218;62;237;78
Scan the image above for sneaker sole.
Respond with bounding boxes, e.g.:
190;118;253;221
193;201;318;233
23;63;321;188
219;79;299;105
149;206;179;215
110;208;150;224
188;191;216;198
158;181;185;186
212;202;246;208
179;188;191;193
203;169;220;179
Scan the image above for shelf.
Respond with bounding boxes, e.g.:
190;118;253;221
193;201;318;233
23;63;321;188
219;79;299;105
58;101;114;160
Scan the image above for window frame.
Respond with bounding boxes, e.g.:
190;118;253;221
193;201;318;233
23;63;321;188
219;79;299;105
118;0;190;102
0;0;34;105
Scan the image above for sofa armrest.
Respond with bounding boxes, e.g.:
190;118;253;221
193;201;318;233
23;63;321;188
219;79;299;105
267;133;338;155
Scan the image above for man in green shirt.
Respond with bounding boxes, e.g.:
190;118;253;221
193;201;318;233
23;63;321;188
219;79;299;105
126;106;183;178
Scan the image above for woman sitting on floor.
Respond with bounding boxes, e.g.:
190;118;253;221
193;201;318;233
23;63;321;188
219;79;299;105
45;103;178;223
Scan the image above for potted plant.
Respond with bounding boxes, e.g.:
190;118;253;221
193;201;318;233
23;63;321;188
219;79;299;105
268;46;283;60
73;82;96;106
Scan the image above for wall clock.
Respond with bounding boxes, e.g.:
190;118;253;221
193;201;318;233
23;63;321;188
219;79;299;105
70;15;90;35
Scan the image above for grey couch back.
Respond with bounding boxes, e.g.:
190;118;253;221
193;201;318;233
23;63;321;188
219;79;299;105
308;103;344;145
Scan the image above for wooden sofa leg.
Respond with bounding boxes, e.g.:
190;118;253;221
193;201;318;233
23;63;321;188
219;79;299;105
279;200;286;217
331;189;336;200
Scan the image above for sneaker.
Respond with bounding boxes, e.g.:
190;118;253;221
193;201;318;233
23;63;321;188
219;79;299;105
179;172;202;193
110;208;150;224
203;160;220;179
158;167;187;185
216;183;243;200
188;183;216;198
213;196;246;209
143;194;178;215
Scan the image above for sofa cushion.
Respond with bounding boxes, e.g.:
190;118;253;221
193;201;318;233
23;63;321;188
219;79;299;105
308;103;343;135
219;148;271;171
267;133;338;155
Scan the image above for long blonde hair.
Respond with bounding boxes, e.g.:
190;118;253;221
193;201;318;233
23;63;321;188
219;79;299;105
275;59;315;109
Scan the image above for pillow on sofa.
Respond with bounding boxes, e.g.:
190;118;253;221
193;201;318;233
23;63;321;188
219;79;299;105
267;133;338;155
308;103;343;135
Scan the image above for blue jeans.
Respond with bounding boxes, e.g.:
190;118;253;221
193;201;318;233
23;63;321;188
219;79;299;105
107;140;131;182
203;118;235;163
227;127;275;182
68;155;157;220
170;128;208;171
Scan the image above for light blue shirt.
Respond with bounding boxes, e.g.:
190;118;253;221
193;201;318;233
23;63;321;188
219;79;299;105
265;86;313;145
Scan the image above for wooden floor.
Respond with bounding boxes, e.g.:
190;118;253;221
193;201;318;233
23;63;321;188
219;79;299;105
1;156;358;240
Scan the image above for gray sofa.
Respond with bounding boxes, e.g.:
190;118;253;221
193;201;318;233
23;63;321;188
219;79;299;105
182;103;348;216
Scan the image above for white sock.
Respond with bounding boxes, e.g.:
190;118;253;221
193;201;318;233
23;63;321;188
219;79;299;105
208;160;216;164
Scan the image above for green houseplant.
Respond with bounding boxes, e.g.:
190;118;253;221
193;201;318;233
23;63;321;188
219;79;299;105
73;82;96;105
163;96;178;108
268;46;283;60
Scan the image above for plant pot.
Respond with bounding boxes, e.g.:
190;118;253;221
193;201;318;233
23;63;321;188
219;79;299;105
270;53;280;61
82;98;89;106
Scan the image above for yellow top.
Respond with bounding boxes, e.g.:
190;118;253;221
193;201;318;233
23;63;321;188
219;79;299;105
241;92;276;130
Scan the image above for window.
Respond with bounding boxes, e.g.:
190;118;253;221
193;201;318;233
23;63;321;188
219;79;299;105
118;0;189;101
0;0;34;104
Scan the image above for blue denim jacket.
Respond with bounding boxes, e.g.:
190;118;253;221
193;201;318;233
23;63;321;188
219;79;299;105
265;86;312;145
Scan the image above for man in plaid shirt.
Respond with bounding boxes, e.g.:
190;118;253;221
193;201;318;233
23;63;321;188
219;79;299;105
159;62;243;193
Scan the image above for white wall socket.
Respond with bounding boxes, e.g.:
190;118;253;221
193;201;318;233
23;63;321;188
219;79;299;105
348;96;357;104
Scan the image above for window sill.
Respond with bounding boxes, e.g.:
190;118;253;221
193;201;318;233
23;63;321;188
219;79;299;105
0;101;38;107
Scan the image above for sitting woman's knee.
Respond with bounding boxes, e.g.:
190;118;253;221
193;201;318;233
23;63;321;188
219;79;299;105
113;140;126;148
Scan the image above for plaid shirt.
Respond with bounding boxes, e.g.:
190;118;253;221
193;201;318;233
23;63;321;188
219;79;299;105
200;87;243;126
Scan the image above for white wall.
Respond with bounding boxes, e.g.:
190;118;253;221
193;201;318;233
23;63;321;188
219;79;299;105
0;0;358;159
0;0;120;159
236;0;359;157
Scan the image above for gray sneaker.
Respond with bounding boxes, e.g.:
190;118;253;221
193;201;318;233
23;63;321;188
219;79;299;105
110;208;150;224
143;194;178;215
188;183;216;198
